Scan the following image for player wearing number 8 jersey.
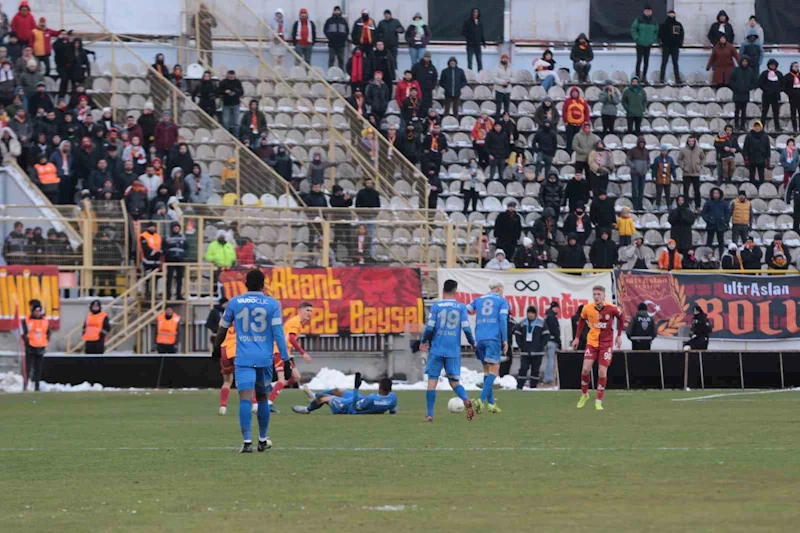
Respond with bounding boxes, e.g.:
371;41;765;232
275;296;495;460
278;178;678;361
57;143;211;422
572;285;623;410
215;269;290;453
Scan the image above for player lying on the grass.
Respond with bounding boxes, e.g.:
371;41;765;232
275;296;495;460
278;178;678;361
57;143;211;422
214;269;293;453
467;278;510;414
268;301;313;413
572;285;623;411
420;278;476;422
292;372;397;415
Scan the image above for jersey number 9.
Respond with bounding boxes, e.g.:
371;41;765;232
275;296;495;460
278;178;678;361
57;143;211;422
235;307;268;333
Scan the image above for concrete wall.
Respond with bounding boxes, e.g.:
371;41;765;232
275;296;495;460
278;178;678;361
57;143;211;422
674;0;755;45
510;0;590;41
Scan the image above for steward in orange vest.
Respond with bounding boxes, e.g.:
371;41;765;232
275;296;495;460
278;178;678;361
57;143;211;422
156;306;181;354
20;299;51;392
31;153;60;203
82;300;111;354
140;222;163;274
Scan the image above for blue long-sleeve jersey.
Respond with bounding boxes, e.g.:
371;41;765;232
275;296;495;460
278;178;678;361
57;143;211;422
220;291;289;367
421;299;475;356
330;388;398;414
467;292;510;343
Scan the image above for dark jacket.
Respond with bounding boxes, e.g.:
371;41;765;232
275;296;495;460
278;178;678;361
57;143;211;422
728;66;757;102
714;132;739;160
783;72;800;103
626;309;656;349
702;189;730;231
329;190;353;208
532;210;557;244
765;241;790;270
192;79;218;113
558;240;586;269
539;180;563;213
531;125;558;157
485;129;509;158
217;78;244;107
689;309;712;349
563;213;593;244
351;17;375;46
570;34;593;62
590;196;616;230
544;309;561;348
439;58;467;98
364;80;391;116
411;59;437;93
659;17;685;48
494;210;523;245
376;18;404;49
740;245;763;270
514;316;550;354
668;204;696;251
589;236;618;269
291;19;317;45
462;10;485;46
564;178;590;211
164;231;188;262
512;245;538;269
742;129;771;165
572;305;589;350
304;189;329;208
533;99;560;128
758;67;784;97
239;110;267;137
707;11;734;45
405;24;431;49
355;187;381;208
323;14;349;47
372;48;396;81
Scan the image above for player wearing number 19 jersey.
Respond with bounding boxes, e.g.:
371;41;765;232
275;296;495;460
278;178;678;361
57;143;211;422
572;285;623;410
215;269;290;452
420;279;476;422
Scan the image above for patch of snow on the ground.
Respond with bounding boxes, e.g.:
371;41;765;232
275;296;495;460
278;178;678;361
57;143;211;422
306;367;518;392
0;372;118;393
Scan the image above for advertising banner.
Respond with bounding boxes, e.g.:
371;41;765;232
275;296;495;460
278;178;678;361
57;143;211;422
0;266;61;331
436;269;614;321
219;267;423;335
616;270;800;340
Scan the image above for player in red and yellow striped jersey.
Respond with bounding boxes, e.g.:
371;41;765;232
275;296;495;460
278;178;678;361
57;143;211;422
572;286;623;410
268;301;314;412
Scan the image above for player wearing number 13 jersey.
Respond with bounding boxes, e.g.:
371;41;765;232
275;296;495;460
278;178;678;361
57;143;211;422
572;285;623;411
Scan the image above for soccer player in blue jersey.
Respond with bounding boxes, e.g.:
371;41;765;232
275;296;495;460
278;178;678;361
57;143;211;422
467;278;510;414
420;279;476;422
291;372;397;415
214;269;291;453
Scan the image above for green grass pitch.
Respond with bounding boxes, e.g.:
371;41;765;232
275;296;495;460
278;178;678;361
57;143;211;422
1;389;798;532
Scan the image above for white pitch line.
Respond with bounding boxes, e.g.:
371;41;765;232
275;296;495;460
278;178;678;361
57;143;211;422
672;388;800;402
0;445;795;452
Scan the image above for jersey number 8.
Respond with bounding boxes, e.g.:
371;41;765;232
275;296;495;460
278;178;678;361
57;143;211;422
235;307;268;333
481;299;494;316
437;309;460;329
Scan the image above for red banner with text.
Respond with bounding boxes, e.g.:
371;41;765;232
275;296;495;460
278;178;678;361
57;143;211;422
219;267;424;334
0;266;61;331
616;270;800;340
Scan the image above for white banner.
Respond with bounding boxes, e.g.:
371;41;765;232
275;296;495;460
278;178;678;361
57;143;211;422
436;269;614;324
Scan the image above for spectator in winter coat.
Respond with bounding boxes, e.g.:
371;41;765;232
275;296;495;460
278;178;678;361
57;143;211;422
239;99;267;150
559;233;586;269
783;62;800;132
19;58;41;98
758;58;783;131
677;135;704;209
702;187;730;254
138;164;162;200
346;47;372;94
766;233;790;270
351;9;377;53
11;1;35;45
372;41;395;89
659;10;684;84
619;233;650;270
631;6;658;82
269;145;296;184
532;207;557;246
564;171;590;212
587;140;614;198
590;189;616;235
185;164;212;204
323;6;349;69
728;58;757;132
494;201;523;258
512;237;538;269
721;242;743;270
563;88;590;154
485;122;509;181
714;124;738;182
439;57;466;117
780;139;799;189
668;195;695;254
533;97;560;129
291;8;316;65
572;121;599;175
743;16;765;45
485;249;513;271
539;172;563;214
364;70;390;122
531;49;561;93
626;303;656;350
217;70;244;137
729;190;753;244
470;112;494;168
462;8;486;72
124;179;149;220
394;70;421;108
570;33;593;83
268;8;288;68
622;77;647;135
459;161;484;215
590;228;618;269
31;17;57;76
304;183;329;208
742;120;771;182
563;202;593;245
739;29;764;73
532;119;557;179
376;9;404;60
411;51;438;116
707;36;740;88
617;206;635;246
708;10;735;45
306;152;339;187
405;13;431;66
154;110;178;156
598;82;620;135
532;234;554;268
650;145;677;210
741;236;763;270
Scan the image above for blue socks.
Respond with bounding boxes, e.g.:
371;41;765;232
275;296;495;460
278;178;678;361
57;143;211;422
307;399;322;412
239;398;252;442
453;384;468;402
481;374;497;403
256;400;270;441
426;390;436;418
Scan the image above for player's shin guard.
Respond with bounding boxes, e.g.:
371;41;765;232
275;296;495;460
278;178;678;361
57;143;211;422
268;380;286;402
220;387;230;407
256;400;271;440
239;399;253;442
597;377;607;401
482;374;496;402
581;372;591;395
426;390;436;418
452;384;468;402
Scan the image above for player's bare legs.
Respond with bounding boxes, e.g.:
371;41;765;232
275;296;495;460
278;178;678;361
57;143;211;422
219;373;233;415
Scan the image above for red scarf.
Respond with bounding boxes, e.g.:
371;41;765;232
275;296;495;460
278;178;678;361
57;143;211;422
277;20;284;37
299;20;310;45
360;19;373;44
351;51;363;83
250;111;258;131
430;134;439;152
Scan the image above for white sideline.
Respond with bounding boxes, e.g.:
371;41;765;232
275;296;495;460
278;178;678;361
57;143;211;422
672;388;800;402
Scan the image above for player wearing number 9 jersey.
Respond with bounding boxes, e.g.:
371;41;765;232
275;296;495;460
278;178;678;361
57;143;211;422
420;279;476;422
466;278;510;414
572;285;623;411
215;269;290;453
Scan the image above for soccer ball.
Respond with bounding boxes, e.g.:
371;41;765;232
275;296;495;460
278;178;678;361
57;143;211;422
448;397;465;413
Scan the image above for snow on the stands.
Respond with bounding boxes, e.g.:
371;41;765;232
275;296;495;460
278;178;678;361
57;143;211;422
0;372;119;393
306;367;518;391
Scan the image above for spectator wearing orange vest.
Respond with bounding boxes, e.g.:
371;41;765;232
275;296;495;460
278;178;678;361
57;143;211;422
30;152;59;203
658;239;683;271
140;221;163;276
563;87;590;155
155;305;181;353
82;299;110;354
31;17;57;76
20;299;50;391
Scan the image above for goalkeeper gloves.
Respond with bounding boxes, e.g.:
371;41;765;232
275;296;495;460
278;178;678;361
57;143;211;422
283;359;294;381
354;372;363;389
